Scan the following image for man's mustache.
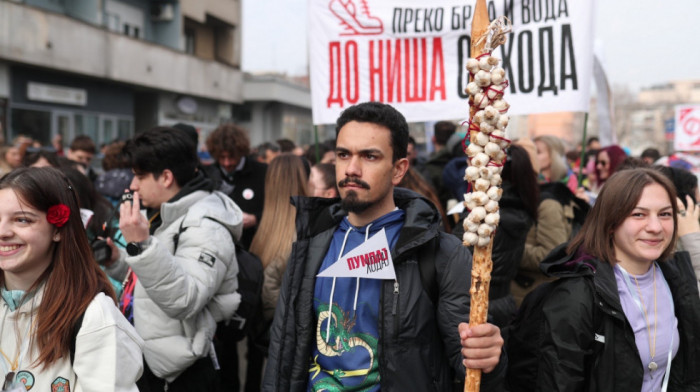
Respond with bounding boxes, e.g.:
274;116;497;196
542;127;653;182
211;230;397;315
338;177;370;189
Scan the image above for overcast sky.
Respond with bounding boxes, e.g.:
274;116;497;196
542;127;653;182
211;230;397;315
241;0;700;91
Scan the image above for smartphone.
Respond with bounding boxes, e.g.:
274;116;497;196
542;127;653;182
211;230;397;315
121;189;134;204
92;239;112;265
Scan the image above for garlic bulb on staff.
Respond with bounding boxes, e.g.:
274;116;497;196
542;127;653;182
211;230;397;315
477;223;495;237
491;68;506;85
483;106;500;123
466;82;480;96
485;212;500;226
492;100;510;113
463;232;478;246
486;85;505;100
474;70;491;87
473;93;489;109
487;186;502;201
475;131;490;147
467;206;486;223
484;142;501;159
473;111;486;124
474;178;490;192
464;219;479;234
484;200;499;213
466;143;484;158
477;236;491;247
471;191;489;206
465;166;479;182
466;58;480;74
471;153;490;167
479;121;495;135
488;166;501;176
497;115;509;130
478;166;492;179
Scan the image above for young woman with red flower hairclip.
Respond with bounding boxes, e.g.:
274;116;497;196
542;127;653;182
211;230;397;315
0;167;143;391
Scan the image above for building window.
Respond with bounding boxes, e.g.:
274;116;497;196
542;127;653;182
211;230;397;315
185;27;195;54
105;0;145;40
10;108;51;145
118;119;132;140
122;24;141;39
74;113;99;143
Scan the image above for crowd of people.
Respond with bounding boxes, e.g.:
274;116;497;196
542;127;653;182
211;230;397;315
0;101;699;391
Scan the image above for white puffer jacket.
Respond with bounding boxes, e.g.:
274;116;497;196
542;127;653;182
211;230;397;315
107;190;243;381
0;289;143;392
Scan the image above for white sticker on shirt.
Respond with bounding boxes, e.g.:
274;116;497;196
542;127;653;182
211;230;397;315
242;188;254;200
317;228;396;280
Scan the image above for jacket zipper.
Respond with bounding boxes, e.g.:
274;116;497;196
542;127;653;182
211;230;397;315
392;280;399;342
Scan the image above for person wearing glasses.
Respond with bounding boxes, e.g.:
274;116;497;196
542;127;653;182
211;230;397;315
594;145;627;192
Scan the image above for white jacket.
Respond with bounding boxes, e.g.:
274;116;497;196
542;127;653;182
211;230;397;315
108;190;243;381
0;290;143;392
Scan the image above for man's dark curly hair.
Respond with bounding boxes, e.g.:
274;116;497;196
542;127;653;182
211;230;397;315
335;102;408;162
206;123;250;161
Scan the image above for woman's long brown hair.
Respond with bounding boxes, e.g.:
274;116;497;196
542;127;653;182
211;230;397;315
249;154;308;268
0;167;115;368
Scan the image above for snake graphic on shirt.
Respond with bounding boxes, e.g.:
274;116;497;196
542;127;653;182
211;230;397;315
309;303;379;391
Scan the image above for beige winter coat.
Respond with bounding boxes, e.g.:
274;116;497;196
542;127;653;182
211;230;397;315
511;198;574;305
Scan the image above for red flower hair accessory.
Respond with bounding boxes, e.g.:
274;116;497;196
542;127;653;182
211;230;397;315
47;204;70;228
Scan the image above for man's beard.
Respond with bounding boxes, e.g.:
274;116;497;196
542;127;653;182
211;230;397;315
338;177;374;213
341;190;374;213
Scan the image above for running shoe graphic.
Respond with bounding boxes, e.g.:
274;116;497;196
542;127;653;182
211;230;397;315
329;0;384;36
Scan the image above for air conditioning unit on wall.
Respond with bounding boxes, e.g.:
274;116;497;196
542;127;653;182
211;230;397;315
151;3;174;21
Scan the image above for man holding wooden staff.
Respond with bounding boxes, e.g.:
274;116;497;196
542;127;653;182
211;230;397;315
263;101;505;391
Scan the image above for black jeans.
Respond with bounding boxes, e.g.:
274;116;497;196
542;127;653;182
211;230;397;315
137;357;222;392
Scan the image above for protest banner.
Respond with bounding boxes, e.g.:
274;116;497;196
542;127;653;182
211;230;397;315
309;0;595;124
674;104;700;152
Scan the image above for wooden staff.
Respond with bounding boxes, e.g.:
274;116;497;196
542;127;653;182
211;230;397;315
465;1;494;391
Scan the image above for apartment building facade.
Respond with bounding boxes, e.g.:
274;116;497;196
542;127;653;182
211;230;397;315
0;0;242;148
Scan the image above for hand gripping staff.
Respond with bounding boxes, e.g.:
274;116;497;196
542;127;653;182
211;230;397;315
462;1;512;390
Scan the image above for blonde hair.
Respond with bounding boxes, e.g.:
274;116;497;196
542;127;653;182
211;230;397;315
249;154;309;268
534;135;568;182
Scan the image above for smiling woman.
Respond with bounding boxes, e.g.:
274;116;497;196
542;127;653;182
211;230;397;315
0;167;143;391
0;190;57;291
507;168;700;391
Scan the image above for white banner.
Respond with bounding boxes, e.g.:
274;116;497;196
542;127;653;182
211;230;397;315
593;54;616;147
309;0;595;124
317;228;396;280
674;105;700;152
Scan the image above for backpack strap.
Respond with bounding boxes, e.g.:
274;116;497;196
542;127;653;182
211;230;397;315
172;193;237;252
173;216;236;253
416;236;439;305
